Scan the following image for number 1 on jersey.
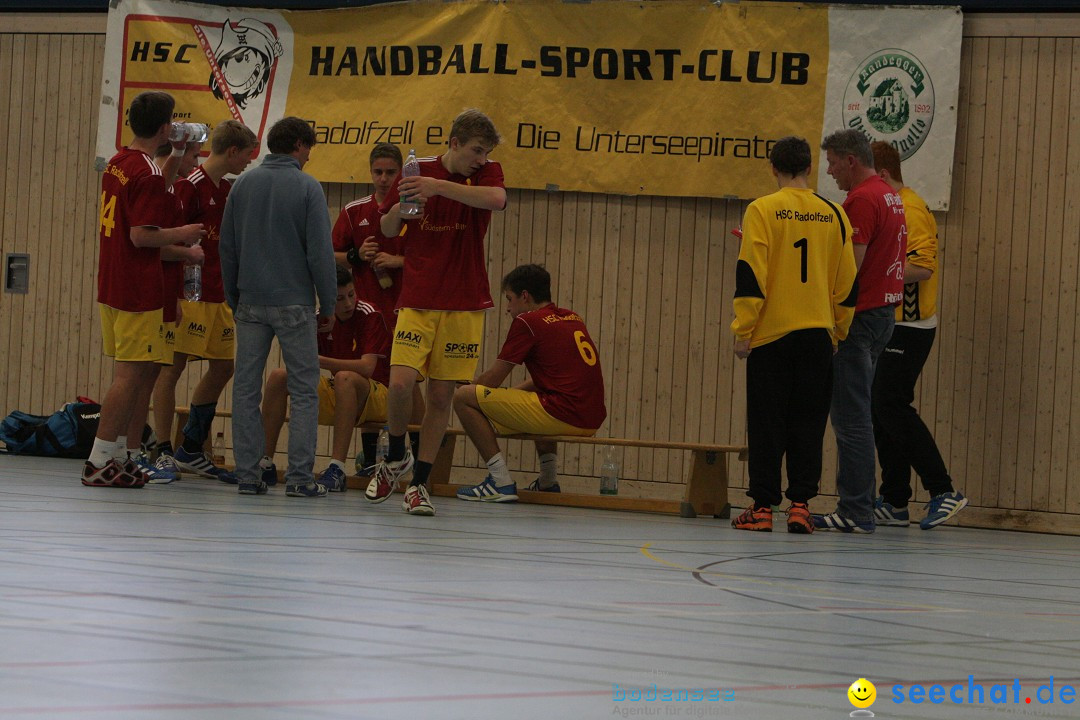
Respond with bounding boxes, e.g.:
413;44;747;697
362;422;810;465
99;191;117;238
793;237;808;283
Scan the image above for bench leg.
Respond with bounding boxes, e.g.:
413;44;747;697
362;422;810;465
680;450;731;519
426;433;458;487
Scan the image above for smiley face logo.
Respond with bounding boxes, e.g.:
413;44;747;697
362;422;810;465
848;678;877;709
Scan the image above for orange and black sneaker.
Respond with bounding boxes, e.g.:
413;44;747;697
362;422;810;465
732;505;772;531
786;502;814;534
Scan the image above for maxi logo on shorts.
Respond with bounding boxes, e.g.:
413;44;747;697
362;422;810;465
443;342;480;360
395;329;423;348
187;322;207;339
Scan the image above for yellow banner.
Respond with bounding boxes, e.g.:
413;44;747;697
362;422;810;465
98;0;961;204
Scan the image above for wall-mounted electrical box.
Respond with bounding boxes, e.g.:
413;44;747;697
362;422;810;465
5;253;29;294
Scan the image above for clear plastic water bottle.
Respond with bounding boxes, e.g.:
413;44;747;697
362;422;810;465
183;263;202;301
399;149;421;218
169;122;209;143
600;446;619;495
373;264;393;289
377;426;390;463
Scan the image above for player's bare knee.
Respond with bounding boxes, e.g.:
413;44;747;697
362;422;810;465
266;368;288;389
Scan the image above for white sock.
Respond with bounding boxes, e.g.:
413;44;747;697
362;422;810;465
538;453;558;487
485;452;513;488
329;459;346;472
259;455;274;469
88;438;118;468
112;436;130;460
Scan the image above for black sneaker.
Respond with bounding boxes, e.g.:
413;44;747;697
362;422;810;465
238;479;268;495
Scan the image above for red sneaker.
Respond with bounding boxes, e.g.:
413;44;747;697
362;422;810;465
786;502;814;534
81;459;145;488
402;483;435;516
732;505;772;531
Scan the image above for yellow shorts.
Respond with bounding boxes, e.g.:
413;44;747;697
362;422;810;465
174;301;236;360
317;376;389;426
99;304;163;362
158;321;177;366
475;386;596;437
391;308;484;381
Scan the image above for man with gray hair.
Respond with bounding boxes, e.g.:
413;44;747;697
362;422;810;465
814;129;907;533
220;116;338;497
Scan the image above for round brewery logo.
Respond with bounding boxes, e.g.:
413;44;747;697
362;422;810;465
843;49;934;160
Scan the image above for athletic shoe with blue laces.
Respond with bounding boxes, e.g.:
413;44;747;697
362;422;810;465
456;475;518;503
135;452;178;484
317;464;347;493
920;491;968;530
873;497;910;526
812;511;875;533
173;446;238;484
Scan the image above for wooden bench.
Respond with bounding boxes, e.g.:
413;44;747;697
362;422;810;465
174;406;745;518
425;430;745;519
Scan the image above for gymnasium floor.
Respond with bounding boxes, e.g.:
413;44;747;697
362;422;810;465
0;455;1078;720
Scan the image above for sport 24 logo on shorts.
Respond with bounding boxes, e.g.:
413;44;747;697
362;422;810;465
443;342;479;361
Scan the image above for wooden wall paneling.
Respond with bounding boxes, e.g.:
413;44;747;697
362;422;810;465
1029;38;1068;511
620;196;648;480
979;37;1019;509
40;35;64;414
635;195;665;482
964;36;1001;507
1063;39;1080;515
607;194;637;487
653;197;679;483
723;201;749;490
1000;37;1039;510
595;192;621;458
942;38;982;504
682;198;709;454
59;35;81;405
668;200;694;481
582;192;608;480
18;36;45;413
0;35;15;411
85;38;106;404
699;200;724;474
1018;37;1058;511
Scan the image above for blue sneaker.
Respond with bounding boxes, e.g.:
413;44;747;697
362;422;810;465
174;446;238;484
526;478;561;492
456;475;518;503
920;491;968;530
135;452;178;484
260;461;278;487
873;497;910;526
286;481;327;498
812;512;875;533
318;464;347;493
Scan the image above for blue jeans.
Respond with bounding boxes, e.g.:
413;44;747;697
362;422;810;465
231;303;319;487
831;306;895;522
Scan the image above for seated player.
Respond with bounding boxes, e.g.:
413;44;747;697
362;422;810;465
453;264;607;502
259;265;391;492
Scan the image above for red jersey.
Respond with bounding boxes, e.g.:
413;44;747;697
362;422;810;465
498;304;607;430
317;300;392;385
843;175;907;312
380;156;504;312
331;194;404;328
161;192;185;323
97;148;176;312
173;168;231;304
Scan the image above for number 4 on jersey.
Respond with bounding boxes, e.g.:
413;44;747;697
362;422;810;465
99;191;117;238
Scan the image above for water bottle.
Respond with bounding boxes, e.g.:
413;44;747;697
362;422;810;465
212;432;226;466
373;264;393;289
600;446;619;495
183;263;202;301
377;426;390;463
399;149;421;218
169;122;209;143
